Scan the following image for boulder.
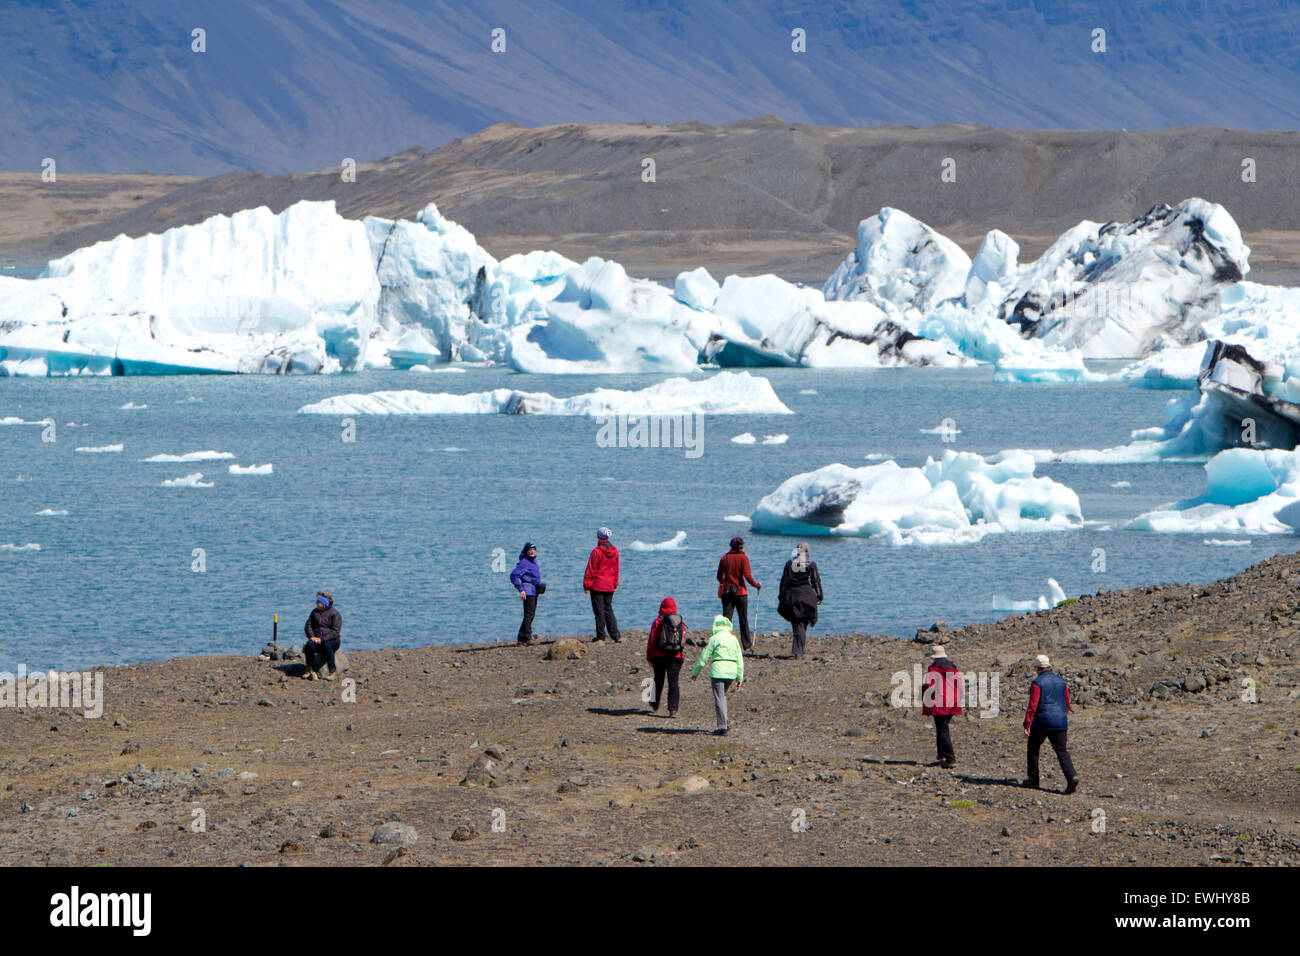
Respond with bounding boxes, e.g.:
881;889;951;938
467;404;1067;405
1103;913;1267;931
545;639;586;661
666;773;711;795
461;748;515;788
312;650;349;675
371;822;418;846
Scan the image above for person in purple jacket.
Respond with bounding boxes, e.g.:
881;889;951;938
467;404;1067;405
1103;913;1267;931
510;542;544;645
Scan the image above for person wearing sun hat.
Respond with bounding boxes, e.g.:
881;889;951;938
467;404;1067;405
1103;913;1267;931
1023;653;1080;793
583;526;622;643
303;591;342;680
921;645;962;768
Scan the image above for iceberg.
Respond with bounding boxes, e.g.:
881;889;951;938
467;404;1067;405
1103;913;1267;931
629;531;688;551
998;200;1248;359
703;270;966;369
299;370;791;417
161;473;213;488
229;463;273;475
0;192;1284;383
824;207;971;315
731;432;757;445
1126;446;1300;534
74;444;123;453
992;578;1068;612
141;451;236;462
749;449;1082;544
0;543;41;552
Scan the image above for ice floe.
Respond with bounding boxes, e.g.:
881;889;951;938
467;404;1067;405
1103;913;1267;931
298;371;791;416
749;449;1083;544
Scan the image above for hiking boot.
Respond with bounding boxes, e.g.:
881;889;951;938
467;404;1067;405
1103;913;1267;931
323;668;337;681
1064;777;1080;795
1021;779;1039;789
667;710;677;718
306;669;318;681
939;758;956;769
650;700;660;712
714;728;728;736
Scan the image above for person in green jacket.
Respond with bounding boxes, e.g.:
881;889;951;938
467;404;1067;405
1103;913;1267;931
691;615;745;735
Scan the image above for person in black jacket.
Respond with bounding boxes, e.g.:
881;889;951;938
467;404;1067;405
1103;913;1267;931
303;591;342;680
777;542;823;659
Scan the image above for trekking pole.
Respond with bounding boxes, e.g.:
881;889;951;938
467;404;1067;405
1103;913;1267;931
273;613;278;651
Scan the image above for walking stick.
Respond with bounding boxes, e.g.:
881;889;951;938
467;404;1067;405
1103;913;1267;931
273;613;278;651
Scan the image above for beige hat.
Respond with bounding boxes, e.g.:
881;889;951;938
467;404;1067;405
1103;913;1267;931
1035;654;1051;668
930;646;947;658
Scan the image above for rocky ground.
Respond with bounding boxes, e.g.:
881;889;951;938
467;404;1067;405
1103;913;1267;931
2;551;1297;867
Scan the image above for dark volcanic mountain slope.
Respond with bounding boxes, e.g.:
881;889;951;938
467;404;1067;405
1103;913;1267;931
9;122;1300;282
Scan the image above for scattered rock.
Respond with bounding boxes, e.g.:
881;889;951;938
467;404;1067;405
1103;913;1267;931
667;774;711;795
371;822;418;846
450;825;479;842
545;639;586;661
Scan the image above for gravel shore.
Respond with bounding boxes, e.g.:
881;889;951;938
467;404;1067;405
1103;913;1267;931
2;551;1297;866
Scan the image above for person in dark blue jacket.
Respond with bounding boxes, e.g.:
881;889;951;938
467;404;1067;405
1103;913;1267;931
510;543;544;645
1023;654;1079;793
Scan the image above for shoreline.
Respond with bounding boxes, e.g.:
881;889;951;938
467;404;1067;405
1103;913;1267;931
2;551;1297;866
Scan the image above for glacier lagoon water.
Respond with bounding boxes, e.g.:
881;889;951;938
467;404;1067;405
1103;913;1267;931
1;366;1291;671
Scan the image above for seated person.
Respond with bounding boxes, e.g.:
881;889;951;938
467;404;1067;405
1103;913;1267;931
303;591;342;680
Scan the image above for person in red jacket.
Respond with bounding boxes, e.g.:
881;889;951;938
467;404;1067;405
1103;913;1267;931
921;646;963;768
645;597;686;716
583;526;622;643
716;537;761;652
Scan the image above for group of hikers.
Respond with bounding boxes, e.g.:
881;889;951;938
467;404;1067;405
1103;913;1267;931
511;529;822;735
297;530;1081;785
922;644;1081;792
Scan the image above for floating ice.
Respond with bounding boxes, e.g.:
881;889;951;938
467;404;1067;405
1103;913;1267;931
1126;446;1300;534
229;463;273;475
762;434;788;445
629;531;688;551
161;472;213;488
0;542;41;552
120;402;147;410
142;451;236;462
298;371;791;416
824;207;971;315
731;432;757;445
992;577;1068;612
1203;538;1251;546
723;514;749;522
33;509;69;516
750;449;1082;544
75;444;123;453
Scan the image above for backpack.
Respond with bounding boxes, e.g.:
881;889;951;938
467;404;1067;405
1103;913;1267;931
656;613;684;654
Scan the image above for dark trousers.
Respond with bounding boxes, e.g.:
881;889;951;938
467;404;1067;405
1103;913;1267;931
933;715;956;763
516;594;537;643
791;619;809;658
651;657;683;712
303;636;339;672
721;593;752;650
1027;726;1076;786
590;590;621;642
